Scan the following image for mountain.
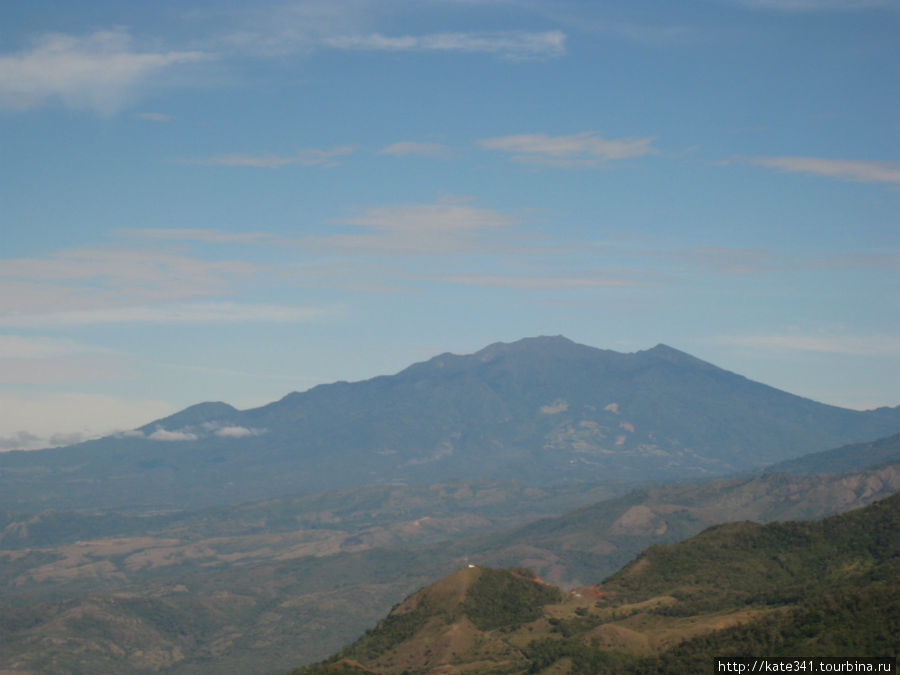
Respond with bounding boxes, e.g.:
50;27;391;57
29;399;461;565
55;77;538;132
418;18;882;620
293;494;900;674
765;432;900;475
466;460;900;588
2;336;899;511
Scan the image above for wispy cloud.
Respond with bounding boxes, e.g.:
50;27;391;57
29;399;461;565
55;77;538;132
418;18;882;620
0;334;102;359
379;141;450;157
0;29;208;114
148;428;198;441
213;425;266;438
217;2;565;60
120;228;276;244
0;302;340;328
310;198;521;255
0;247;260;317
187;146;356;168
716;333;900;356
750;156;900;184
732;0;899;11
479;131;657;167
323;30;566;61
0;354;130;384
434;274;635;289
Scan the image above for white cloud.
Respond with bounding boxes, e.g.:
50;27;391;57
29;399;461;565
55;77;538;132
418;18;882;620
0;302;340;328
322;30;566;60
0;392;175;451
0;29;208;114
214;425;266;438
311;198;520;255
479;131;657;166
0;431;42;452
716;333;900;356
750;156;900;184
379;141;450;157
188;146;355;168
148;428;199;441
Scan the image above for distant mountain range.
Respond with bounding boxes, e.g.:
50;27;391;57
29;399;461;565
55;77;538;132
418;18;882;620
2;336;898;511
293;494;900;674
765;432;900;475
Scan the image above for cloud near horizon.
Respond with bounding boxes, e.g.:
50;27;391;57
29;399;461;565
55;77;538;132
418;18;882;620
214;425;266;438
0;392;175;451
716;333;900;357
148;428;199;441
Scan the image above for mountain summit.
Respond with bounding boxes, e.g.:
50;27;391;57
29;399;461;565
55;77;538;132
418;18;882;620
1;337;898;511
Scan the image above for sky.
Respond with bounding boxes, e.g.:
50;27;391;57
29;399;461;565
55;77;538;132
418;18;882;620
1;0;898;451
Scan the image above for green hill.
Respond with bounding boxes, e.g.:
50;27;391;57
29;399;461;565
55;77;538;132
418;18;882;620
291;494;900;674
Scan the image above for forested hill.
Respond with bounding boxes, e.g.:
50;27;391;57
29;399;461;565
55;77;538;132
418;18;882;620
292;493;899;674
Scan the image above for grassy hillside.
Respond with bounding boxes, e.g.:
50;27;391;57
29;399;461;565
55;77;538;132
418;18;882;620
291;494;899;674
465;461;900;587
2;461;897;672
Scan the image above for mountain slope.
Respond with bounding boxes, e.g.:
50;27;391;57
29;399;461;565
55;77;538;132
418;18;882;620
765;432;900;475
468;460;900;587
2;336;898;512
293;494;900;674
2;458;897;673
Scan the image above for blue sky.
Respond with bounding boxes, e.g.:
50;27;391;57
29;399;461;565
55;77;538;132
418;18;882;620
1;0;898;450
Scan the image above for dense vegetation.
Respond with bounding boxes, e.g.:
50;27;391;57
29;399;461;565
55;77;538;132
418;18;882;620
462;567;561;631
290;494;900;674
3;459;898;673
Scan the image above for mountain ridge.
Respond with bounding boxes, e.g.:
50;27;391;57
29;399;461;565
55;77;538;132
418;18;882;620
1;336;898;511
292;494;900;674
